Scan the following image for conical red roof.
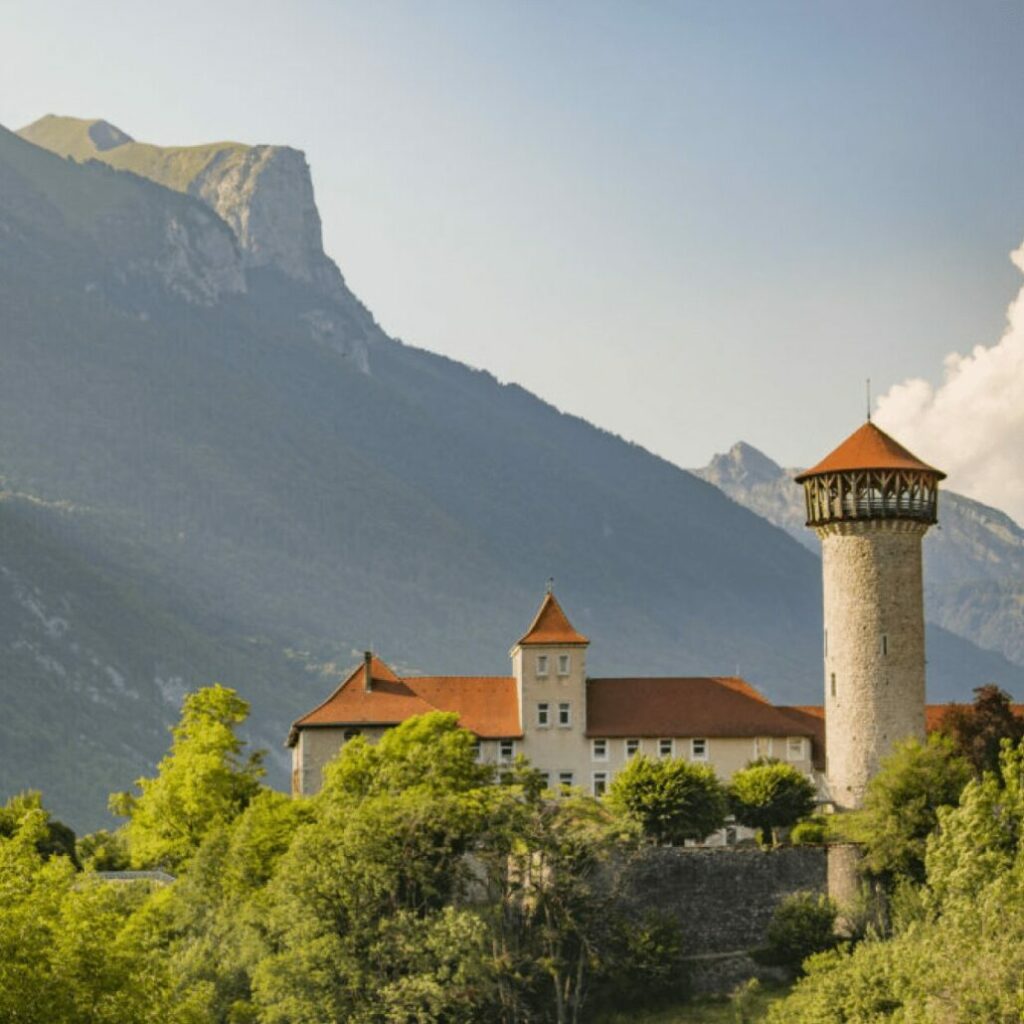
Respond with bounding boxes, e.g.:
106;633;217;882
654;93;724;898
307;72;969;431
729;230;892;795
795;422;945;483
517;592;589;646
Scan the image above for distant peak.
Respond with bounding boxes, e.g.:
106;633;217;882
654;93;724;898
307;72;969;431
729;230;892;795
699;441;784;487
87;119;133;151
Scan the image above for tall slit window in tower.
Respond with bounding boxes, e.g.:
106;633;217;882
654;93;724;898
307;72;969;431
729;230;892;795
881;634;888;656
830;673;837;698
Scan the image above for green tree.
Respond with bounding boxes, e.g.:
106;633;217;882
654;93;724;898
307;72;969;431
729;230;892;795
0;791;78;864
110;685;264;870
606;754;728;845
938;683;1024;777
846;734;971;884
728;760;816;846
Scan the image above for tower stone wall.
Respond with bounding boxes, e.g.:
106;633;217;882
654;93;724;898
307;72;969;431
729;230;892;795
819;519;928;809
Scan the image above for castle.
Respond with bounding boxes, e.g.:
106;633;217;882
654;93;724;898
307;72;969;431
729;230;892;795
289;420;943;815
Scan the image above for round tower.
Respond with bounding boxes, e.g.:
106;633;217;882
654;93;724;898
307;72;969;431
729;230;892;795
795;422;944;811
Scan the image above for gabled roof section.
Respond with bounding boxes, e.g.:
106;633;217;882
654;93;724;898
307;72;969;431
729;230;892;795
516;591;589;647
586;677;812;738
795;421;945;483
287;656;522;745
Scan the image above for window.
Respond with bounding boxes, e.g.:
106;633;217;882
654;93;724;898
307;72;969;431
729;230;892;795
592;772;608;797
536;654;549;677
787;737;805;761
558;653;571;676
592;738;608;761
471;738;482;762
539;772;550;789
881;634;888;656
343;728;362;741
558;702;572;728
625;738;640;758
691;738;707;761
658;738;674;758
499;739;515;764
558;771;574;788
754;737;773;759
536;702;550;727
830;673;837;698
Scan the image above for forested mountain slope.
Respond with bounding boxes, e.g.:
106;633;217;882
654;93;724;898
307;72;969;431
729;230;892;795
3;121;1020;828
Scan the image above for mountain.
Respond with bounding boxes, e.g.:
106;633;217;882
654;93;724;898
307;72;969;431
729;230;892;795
3;118;1021;829
696;442;1024;668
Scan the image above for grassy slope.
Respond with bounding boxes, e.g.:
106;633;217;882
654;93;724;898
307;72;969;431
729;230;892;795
18;114;249;193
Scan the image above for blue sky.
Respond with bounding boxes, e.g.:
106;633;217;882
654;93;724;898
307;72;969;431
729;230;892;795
3;0;1024;476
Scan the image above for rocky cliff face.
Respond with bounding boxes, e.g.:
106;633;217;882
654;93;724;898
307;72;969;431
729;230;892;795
695;442;1024;669
18;115;375;367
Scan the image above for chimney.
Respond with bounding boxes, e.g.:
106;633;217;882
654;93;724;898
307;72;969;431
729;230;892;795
364;650;373;693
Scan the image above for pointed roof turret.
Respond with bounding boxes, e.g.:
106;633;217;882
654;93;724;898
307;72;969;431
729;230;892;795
516;591;589;646
795;421;945;483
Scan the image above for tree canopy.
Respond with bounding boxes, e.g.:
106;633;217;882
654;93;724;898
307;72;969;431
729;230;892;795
606;754;728;845
938;683;1024;777
728;760;816;845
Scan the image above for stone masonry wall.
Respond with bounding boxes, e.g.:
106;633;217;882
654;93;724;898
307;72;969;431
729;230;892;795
615;846;827;956
819;520;929;809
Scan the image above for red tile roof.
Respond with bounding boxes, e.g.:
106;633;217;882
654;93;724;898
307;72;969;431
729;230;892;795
586;677;814;739
795;421;945;483
517;592;589;646
289;656;521;744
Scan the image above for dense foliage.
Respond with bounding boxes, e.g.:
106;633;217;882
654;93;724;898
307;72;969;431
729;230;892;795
0;689;687;1024
938;683;1024;777
754;893;837;974
841;735;971;885
766;739;1024;1022
606;755;728;845
728;760;816;846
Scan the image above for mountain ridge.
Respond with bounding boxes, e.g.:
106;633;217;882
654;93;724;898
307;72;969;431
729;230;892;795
3;118;1021;829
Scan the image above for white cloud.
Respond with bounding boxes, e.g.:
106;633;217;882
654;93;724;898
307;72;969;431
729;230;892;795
874;243;1024;525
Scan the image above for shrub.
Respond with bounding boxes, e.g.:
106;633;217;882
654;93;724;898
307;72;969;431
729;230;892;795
790;816;828;846
755;892;837;974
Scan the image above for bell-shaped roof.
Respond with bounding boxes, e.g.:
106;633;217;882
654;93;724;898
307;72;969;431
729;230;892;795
795;421;945;483
516;591;589;646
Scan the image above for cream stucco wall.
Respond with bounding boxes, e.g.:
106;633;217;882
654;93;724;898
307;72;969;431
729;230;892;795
818;519;928;810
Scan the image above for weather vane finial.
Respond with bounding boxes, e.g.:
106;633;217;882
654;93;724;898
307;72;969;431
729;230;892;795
546;576;554;594
866;378;872;422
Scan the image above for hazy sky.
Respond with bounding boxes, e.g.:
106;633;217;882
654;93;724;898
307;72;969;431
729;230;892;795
3;1;1024;499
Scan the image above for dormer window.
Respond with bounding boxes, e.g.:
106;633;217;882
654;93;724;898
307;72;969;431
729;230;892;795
558;654;570;676
536;654;549;677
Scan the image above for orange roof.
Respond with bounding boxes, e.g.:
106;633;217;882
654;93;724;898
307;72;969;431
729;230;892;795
795;421;945;483
288;656;521;744
517;592;589;646
586;677;812;738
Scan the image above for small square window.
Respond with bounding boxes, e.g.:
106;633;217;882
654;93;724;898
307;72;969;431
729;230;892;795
536;654;549;677
559;771;574;788
625;738;640;758
592;772;608;797
754;737;773;759
691;738;707;761
558;654;570;676
787;737;805;761
658;738;674;758
539;771;550;789
537;702;550;727
592;738;608;761
558;702;571;728
471;738;482;762
343;728;362;741
499;740;515;764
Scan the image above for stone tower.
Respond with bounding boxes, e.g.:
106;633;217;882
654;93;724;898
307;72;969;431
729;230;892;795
795;422;944;811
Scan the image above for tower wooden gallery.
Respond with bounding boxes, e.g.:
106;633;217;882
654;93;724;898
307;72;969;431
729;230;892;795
796;421;945;811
